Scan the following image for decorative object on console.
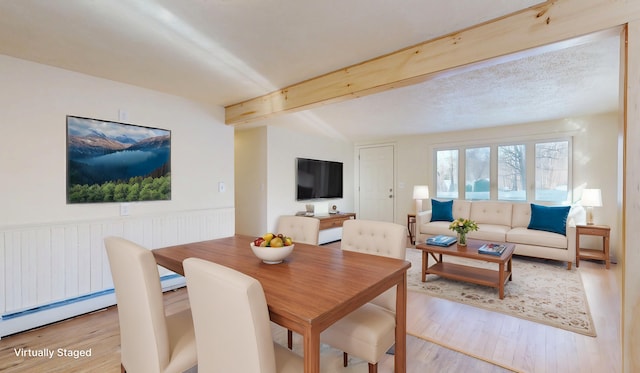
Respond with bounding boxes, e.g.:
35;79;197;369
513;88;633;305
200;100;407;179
412;185;429;213
580;188;602;225
305;204;315;216
430;199;453;222
448;218;478;246
330;204;338;214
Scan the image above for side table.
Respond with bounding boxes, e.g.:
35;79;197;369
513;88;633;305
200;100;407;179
407;213;416;245
576;224;611;269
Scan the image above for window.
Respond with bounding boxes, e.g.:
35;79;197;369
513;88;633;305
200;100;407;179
434;138;571;203
535;141;569;202
498;144;526;201
436;149;458;199
465;147;490;200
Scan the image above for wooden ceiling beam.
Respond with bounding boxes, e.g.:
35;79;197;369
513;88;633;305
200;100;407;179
225;0;640;125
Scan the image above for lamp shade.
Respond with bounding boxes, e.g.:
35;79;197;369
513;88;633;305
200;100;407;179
581;189;602;207
412;185;429;200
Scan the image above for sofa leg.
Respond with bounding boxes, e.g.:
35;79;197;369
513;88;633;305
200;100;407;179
567;262;572;270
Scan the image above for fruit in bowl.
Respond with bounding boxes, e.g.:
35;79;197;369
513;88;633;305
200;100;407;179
250;233;294;264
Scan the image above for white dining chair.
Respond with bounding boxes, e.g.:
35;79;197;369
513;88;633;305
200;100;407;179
276;215;320;245
104;236;197;373
320;219;407;373
277;214;321;348
183;257;304;373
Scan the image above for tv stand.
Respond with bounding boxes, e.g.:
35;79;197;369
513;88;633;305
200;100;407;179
315;212;356;230
313;213;356;244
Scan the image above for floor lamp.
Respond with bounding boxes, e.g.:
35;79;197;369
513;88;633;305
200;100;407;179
413;185;429;214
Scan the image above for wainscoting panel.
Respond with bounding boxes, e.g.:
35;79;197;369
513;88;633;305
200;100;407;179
0;208;234;337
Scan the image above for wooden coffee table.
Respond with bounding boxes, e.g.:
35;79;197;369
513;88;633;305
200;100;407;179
415;238;515;299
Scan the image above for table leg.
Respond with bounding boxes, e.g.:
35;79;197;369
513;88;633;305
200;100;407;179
303;328;321;373
507;257;513;281
576;231;581;268
604;235;610;269
421;251;427;282
498;262;505;299
395;272;407;373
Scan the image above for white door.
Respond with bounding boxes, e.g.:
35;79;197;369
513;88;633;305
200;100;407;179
358;145;395;222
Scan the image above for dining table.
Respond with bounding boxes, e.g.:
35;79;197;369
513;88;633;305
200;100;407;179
152;234;411;373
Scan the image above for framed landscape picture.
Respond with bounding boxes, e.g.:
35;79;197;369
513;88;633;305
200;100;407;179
66;116;171;204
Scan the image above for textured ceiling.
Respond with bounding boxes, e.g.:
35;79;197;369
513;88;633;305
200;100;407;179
0;0;620;141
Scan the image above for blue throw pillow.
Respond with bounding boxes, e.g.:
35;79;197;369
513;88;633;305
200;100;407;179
527;204;571;236
431;199;454;222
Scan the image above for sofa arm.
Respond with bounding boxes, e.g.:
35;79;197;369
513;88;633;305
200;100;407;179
565;218;577;269
416;210;432;228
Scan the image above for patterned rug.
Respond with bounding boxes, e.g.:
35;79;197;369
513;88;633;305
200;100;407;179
406;248;596;336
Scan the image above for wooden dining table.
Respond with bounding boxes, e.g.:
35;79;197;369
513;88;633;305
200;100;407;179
152;234;410;373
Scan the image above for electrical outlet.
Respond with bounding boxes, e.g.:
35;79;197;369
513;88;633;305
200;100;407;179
120;203;131;216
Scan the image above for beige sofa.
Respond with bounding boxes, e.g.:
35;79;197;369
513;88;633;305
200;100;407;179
416;200;585;270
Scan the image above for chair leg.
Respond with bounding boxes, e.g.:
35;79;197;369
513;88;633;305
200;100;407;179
287;329;293;349
343;352;348;367
368;362;378;373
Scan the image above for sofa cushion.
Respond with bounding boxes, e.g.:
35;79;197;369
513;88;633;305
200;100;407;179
469;201;513;226
467;224;509;242
431;199;454;222
511;202;532;228
527;204;571;236
452;200;472;220
507;227;568;249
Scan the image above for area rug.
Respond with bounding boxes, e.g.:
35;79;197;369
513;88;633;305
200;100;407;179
406;248;596;337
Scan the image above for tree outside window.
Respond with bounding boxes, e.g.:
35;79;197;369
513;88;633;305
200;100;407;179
535;141;569;202
465;147;490;200
498;144;526;201
436;149;458;199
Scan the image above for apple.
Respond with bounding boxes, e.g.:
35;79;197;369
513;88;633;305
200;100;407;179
253;237;265;246
284;237;293;246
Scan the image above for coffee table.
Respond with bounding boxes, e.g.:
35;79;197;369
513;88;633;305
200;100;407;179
415;238;515;299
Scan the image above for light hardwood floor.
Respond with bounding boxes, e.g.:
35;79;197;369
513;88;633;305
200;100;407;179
0;240;621;373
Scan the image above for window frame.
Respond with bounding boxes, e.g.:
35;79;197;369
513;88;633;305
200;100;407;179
433;137;572;203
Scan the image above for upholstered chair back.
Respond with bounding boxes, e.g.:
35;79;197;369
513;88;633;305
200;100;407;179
184;258;304;373
340;219;407;311
104;236;173;373
276;215;320;245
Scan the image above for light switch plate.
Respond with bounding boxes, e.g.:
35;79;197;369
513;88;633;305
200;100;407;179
120;203;131;216
218;182;225;193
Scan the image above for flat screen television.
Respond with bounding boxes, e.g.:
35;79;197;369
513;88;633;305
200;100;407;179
296;158;343;200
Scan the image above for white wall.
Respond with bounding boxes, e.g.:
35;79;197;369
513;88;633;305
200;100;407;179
0;55;236;334
0;55;234;227
234;126;268;236
234;124;354;237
